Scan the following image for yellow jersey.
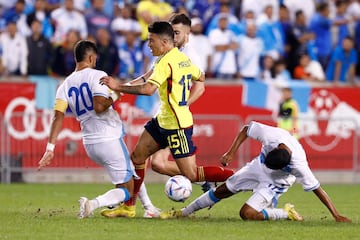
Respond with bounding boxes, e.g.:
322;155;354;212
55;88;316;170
148;47;202;130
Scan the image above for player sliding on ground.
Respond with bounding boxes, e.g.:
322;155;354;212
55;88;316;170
160;121;351;222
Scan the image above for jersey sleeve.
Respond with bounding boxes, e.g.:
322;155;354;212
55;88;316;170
189;61;202;82
247;121;266;141
148;58;171;88
91;71;111;98
291;162;320;191
54;83;68;113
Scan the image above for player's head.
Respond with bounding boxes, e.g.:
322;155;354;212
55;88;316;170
169;13;191;48
147;21;174;56
74;40;98;67
264;146;291;170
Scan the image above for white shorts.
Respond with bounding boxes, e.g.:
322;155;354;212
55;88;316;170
225;157;296;211
84;138;135;185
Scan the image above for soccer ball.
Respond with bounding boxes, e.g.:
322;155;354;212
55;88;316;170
164;175;192;202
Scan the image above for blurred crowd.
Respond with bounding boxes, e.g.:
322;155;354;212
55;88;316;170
0;0;359;86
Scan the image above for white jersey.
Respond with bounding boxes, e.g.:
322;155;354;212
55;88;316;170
180;44;204;73
237;35;264;78
247;121;320;191
55;68;124;144
208;28;237;74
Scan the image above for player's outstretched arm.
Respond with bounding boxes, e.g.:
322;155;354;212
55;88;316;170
312;187;351;222
100;76;121;91
38;110;65;170
221;125;248;166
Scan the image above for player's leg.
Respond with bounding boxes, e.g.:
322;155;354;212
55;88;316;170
122;129;159;208
167;127;234;182
240;188;303;221
79;139;134;218
150;147;213;193
138;182;161;218
150;148;180;176
160;182;234;219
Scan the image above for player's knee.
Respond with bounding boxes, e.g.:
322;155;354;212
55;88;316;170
151;160;166;174
183;172;197;182
239;205;261;220
130;152;146;165
239;206;251;220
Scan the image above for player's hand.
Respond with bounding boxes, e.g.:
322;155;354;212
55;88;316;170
38;151;54;170
220;152;233;167
100;76;119;90
334;215;351;223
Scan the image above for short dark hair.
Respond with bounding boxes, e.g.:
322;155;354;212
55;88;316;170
264;148;291;170
169;13;191;27
74;40;98;62
148;21;174;40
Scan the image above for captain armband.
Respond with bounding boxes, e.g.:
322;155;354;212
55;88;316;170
54;99;68;113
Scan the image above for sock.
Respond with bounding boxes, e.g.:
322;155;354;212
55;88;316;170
182;189;220;216
138;182;154;210
93;188;130;211
125;163;146;206
262;208;288;220
197;166;234;182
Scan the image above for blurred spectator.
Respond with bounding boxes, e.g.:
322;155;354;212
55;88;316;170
237;21;264;80
278;4;296;62
0;0;18;11
189;17;213;76
85;0;111;38
26;19;52;75
73;0;91;12
208;14;238;79
50;0;87;44
326;36;358;85
273;58;291;83
257;5;284;60
191;0;221;31
237;10;256;36
287;10;316;76
111;3;140;47
45;0;62;12
2;0;31;36
259;54;275;82
293;53;325;82
117;27;143;80
309;2;333;69
283;0;316;24
205;2;241;36
0;21;28;76
242;0;279;22
333;0;351;47
136;0;173;43
309;2;349;69
277;87;300;139
26;0;53;40
50;30;80;76
95;28;119;76
355;12;360;78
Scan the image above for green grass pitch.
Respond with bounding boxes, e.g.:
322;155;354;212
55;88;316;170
0;183;359;240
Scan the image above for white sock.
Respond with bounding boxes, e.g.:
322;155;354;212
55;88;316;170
138;183;154;210
182;189;220;216
94;188;128;210
262;208;288;220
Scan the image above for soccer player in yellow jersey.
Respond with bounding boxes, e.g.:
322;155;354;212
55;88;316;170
100;21;234;216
